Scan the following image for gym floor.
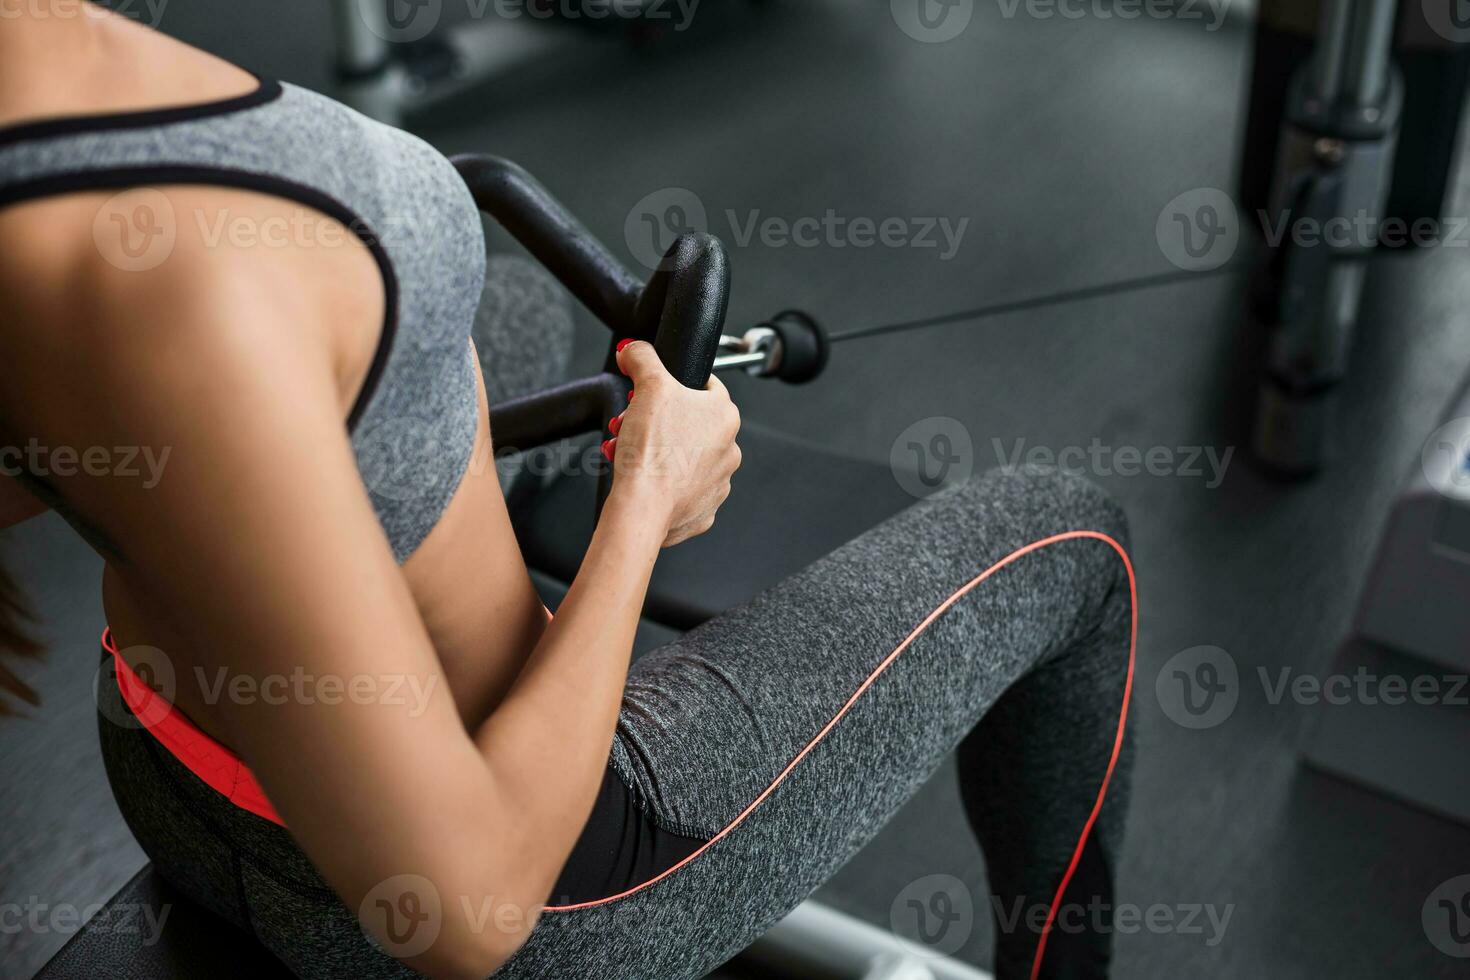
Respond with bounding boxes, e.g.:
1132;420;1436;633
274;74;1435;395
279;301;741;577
4;2;1469;977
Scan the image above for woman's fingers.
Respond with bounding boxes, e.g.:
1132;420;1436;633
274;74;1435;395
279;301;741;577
614;340;669;387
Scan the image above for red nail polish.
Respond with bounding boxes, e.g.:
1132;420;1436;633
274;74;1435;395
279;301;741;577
601;439;615;461
627;390;635;402
608;415;622;436
616;338;634;352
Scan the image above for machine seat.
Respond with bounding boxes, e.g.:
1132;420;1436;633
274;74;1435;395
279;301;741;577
35;866;290;980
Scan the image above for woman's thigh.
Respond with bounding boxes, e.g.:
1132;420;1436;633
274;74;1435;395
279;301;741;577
494;465;1134;979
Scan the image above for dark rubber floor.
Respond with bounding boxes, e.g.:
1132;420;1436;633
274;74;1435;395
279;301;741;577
4;2;1469;978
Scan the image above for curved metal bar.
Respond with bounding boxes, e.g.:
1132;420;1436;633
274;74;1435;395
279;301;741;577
453;153;729;392
451;154;644;332
456;154;730;515
487;375;625;455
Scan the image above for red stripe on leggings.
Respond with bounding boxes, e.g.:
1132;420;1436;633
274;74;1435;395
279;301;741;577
542;531;1138;980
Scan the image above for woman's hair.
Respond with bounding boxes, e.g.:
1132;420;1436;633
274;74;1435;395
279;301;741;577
0;560;41;715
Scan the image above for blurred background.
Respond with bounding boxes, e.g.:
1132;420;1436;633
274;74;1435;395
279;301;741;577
4;1;1470;977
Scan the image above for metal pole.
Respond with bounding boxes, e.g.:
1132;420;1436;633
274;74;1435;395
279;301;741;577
738;901;992;980
1341;0;1399;109
332;0;391;77
1310;0;1355;103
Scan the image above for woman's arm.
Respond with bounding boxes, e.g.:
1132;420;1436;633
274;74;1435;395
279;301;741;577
0;232;737;978
475;340;741;893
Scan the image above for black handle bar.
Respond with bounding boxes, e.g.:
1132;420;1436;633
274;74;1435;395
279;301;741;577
452;154;728;392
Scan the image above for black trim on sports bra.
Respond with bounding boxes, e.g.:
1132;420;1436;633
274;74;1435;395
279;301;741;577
0;73;282;148
0;165;397;434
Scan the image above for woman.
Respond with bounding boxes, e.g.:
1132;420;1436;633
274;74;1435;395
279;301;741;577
0;3;1137;978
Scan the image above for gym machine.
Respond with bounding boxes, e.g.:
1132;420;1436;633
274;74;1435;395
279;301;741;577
453;154;825;463
332;0;583;126
331;0;737;127
1301;379;1470;826
1246;0;1403;476
1244;1;1470;829
1244;0;1470;475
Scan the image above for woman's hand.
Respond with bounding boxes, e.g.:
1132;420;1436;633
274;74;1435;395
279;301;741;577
605;340;741;548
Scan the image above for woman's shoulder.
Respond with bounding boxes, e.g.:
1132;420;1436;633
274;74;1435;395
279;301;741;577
2;192;235;351
0;186;371;368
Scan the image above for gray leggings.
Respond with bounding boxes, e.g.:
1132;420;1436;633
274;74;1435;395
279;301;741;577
511;465;1136;980
100;464;1135;980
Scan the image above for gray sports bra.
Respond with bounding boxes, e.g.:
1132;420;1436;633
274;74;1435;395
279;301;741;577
0;74;484;562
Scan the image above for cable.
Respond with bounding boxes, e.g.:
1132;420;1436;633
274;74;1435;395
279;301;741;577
828;265;1241;344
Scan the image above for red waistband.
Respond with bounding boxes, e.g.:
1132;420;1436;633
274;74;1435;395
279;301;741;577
104;627;286;827
105;606;553;831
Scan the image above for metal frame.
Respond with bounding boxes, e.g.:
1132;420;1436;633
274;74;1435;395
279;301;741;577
737;901;993;980
1301;377;1470;826
1252;0;1402;474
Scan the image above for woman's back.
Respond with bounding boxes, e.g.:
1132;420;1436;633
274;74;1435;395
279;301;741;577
0;9;547;746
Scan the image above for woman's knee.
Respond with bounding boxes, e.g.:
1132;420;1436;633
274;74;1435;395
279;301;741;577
960;464;1130;552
